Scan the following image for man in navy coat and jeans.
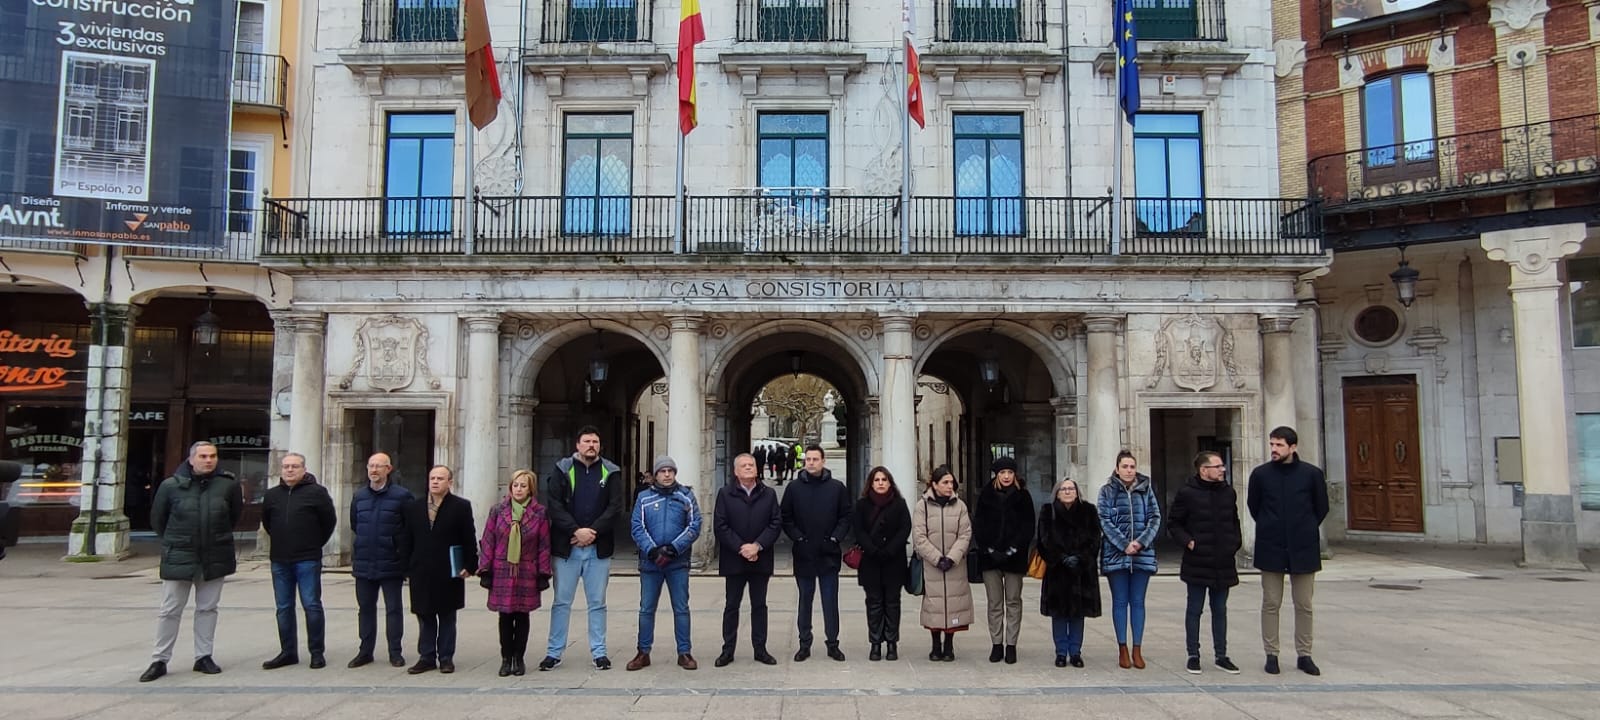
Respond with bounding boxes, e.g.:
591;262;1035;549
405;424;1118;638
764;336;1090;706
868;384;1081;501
1247;426;1329;677
348;452;414;669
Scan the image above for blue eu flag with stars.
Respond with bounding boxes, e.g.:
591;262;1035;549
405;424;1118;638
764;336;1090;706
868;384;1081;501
1115;0;1140;121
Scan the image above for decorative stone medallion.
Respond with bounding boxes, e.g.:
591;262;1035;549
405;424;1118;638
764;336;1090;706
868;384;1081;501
1147;314;1235;392
339;315;440;391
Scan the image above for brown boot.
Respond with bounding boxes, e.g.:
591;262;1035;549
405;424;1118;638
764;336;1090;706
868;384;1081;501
1131;645;1146;669
625;651;651;671
1118;644;1131;669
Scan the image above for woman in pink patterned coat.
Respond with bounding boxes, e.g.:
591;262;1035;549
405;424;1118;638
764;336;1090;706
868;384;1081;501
478;469;552;677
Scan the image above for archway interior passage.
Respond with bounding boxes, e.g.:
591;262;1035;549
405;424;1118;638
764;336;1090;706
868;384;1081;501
749;372;845;484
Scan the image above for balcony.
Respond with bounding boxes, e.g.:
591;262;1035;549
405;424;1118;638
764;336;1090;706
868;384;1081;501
259;195;1321;257
233;51;289;110
1133;0;1226;42
736;0;848;42
362;0;461;43
540;0;653;43
935;0;1046;44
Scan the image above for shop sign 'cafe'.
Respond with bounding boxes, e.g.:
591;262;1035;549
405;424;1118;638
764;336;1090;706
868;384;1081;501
0;330;78;392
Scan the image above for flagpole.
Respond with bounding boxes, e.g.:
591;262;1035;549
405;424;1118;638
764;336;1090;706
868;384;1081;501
1110;54;1123;257
464;122;476;255
674;129;685;254
899;12;912;256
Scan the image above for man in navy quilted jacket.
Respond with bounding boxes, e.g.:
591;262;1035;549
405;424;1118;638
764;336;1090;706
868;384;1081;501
348;452;414;669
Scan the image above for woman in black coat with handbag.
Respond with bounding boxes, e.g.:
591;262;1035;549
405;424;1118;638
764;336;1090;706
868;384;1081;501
401;465;478;675
850;466;912;662
1036;478;1101;668
972;457;1035;664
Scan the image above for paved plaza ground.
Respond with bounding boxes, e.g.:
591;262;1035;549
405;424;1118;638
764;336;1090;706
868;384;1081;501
1;540;1597;719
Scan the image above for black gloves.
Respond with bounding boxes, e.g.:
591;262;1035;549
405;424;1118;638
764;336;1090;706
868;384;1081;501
936;556;955;572
651;545;678;568
536;574;551;591
1062;555;1080;569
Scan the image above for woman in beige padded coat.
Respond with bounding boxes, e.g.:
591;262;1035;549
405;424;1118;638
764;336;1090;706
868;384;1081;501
912;466;974;662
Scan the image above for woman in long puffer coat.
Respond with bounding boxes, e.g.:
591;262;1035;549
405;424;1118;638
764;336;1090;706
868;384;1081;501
1097;450;1161;671
477;470;552;677
1036;478;1102;668
911;466;973;662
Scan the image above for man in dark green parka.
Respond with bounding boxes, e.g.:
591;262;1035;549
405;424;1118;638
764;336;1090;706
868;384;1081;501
139;441;243;683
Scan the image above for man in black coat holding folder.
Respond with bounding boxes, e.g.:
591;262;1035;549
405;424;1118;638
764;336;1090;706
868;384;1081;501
402;465;477;675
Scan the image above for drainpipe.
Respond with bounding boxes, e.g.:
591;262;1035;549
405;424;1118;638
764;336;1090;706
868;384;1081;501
513;0;528;195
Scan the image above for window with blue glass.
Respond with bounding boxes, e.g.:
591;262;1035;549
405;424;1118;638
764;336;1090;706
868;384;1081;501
563;114;633;236
1362;72;1435;179
953;114;1024;236
568;0;638;41
758;112;829;220
1132;113;1204;234
384;113;455;236
392;0;459;42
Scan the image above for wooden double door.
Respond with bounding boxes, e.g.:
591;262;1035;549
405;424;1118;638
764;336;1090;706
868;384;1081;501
1342;375;1424;533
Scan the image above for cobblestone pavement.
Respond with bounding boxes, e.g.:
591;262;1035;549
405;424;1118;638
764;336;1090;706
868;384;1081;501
1;541;1596;719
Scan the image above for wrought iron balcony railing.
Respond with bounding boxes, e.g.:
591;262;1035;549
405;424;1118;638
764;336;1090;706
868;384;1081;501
1308;113;1600;208
736;0;849;42
935;0;1046;43
362;0;461;43
233;52;289;109
260;196;1321;257
540;0;654;43
1133;0;1226;41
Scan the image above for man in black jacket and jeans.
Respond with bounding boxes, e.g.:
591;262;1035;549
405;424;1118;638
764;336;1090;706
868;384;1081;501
780;445;851;662
260;452;337;670
1247;426;1329;677
539;425;622;671
713;453;782;667
1168;451;1242;675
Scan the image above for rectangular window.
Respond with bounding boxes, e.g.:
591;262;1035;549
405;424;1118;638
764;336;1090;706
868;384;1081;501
1362;72;1435;178
953;113;1024;236
568;0;638;42
1133;0;1198;40
949;0;1021;42
228;148;259;234
1572;257;1600;348
758;112;830;220
1580;414;1600;511
384;112;455;236
757;0;828;41
562;113;633;235
1132;113;1205;234
392;0;460;42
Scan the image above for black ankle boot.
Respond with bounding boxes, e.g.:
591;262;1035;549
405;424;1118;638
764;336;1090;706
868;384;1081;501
989;644;1004;663
930;632;943;662
1004;645;1017;664
498;657;512;677
869;643;882;661
885;642;898;661
942;633;956;662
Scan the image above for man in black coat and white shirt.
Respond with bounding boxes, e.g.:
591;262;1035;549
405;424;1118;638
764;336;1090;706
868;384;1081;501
1247;426;1329;677
779;445;851;662
1168;451;1242;675
712;453;782;667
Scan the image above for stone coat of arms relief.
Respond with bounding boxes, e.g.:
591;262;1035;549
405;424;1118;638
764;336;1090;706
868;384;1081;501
1145;314;1245;391
338;315;442;392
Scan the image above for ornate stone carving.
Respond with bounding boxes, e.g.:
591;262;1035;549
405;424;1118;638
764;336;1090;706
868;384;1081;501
1273;39;1307;78
1146;314;1240;392
1481;224;1586;279
651;323;670;341
857;323;876;341
1363;352;1390;375
1488;0;1549;32
516;323;537;341
339;315;440;392
914;324;934;341
709;323;728;339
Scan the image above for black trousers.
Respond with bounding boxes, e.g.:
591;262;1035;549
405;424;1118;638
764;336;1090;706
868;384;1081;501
355;577;405;658
722;574;770;654
863;577;903;644
416;609;458;663
498;612;531;659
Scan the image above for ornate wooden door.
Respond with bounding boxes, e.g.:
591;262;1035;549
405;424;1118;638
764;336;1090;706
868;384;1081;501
1342;376;1424;533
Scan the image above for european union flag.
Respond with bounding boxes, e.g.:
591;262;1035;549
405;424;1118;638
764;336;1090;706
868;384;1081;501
1114;0;1140;121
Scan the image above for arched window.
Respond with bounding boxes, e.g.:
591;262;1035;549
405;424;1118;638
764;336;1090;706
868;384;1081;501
1361;71;1436;179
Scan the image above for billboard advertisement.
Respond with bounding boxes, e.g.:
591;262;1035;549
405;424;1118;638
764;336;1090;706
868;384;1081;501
0;0;237;249
1329;0;1450;29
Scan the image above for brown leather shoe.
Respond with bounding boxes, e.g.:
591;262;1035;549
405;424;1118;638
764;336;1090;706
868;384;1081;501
1131;645;1146;670
625;651;651;671
677;653;698;670
1118;644;1131;669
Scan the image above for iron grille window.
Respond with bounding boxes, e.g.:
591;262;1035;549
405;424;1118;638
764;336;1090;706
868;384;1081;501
569;0;639;41
1133;0;1196;40
1132;113;1205;234
953;114;1024;236
391;0;460;41
563;114;634;235
757;0;828;41
384;113;455;236
949;0;1020;42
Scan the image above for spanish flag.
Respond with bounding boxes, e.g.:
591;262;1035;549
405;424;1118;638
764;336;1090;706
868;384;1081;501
465;0;501;130
903;0;924;129
677;0;705;135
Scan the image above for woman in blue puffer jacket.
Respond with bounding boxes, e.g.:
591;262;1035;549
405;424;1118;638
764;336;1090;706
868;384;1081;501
1097;450;1161;671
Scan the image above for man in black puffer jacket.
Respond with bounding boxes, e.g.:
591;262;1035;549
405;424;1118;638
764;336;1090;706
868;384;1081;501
780;445;851;662
260;452;337;671
972;456;1035;664
348;452;414;669
140;441;243;683
1168;451;1242;676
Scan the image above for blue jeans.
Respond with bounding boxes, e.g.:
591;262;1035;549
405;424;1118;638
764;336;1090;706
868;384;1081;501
271;560;325;656
546;545;611;659
1185;583;1229;659
638;567;692;654
794;573;841;648
1105;570;1152;646
1051;616;1085;657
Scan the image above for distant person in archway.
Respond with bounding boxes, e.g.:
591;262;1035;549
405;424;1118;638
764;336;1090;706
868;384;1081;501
752;444;769;482
1248;426;1328;677
781;445;851;661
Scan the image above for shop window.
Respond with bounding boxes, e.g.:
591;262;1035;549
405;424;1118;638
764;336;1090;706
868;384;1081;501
1;405;86;506
131;327;177;387
1571;257;1600;348
189;329;273;387
193;407;270;505
1579;414;1600;510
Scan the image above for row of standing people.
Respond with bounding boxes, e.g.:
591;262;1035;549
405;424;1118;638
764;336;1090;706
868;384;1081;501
750;442;803;484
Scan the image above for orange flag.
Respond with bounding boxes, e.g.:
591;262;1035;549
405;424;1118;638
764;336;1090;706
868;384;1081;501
465;0;501;130
678;0;705;135
904;1;924;129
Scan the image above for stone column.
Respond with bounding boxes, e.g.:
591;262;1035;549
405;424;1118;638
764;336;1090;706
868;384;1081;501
879;312;919;502
287;313;327;473
1292;283;1323;465
68;303;138;559
1482;223;1586;569
462;314;503;516
1050;395;1077;488
666;312;705;505
1082;315;1123;502
1259;314;1298;435
507;395;539;474
258;310;298;559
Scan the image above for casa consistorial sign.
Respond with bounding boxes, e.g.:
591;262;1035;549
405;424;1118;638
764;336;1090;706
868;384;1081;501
660;278;915;299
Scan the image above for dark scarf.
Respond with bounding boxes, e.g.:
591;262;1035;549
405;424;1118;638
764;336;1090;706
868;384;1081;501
867;488;894;525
